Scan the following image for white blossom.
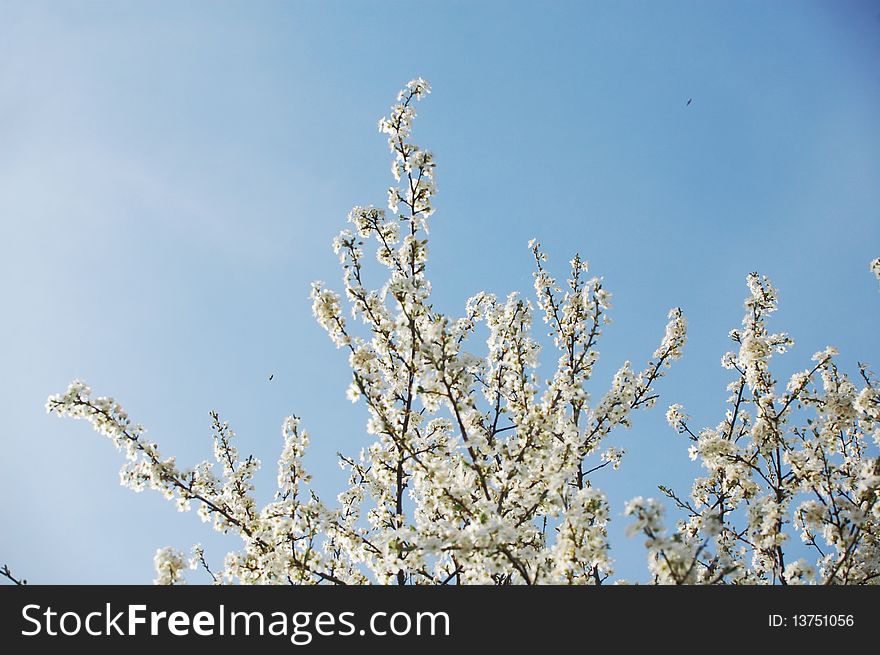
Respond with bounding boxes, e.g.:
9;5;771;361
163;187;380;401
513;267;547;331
153;547;187;585
42;78;877;587
630;272;880;585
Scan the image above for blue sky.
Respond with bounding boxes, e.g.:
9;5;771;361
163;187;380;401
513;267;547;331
1;0;878;583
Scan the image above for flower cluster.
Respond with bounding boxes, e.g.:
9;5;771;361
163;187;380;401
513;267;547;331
45;80;689;585
153;547;187;585
43;81;877;587
638;273;880;584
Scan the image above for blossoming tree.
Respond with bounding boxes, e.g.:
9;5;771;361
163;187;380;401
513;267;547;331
6;80;876;585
